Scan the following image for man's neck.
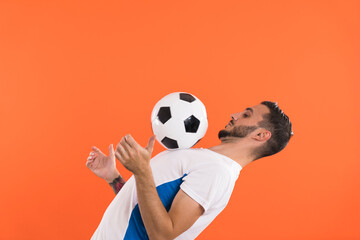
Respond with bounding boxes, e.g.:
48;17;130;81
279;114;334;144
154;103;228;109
207;139;254;169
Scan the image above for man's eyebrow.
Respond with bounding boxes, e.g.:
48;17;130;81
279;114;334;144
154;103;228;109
245;108;254;114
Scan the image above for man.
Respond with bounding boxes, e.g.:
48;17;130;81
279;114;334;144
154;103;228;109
86;101;293;240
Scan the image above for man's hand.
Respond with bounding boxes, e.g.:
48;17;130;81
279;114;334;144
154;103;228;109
115;134;156;176
86;144;120;183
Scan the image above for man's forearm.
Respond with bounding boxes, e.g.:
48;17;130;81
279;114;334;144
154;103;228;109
109;175;126;194
134;167;174;240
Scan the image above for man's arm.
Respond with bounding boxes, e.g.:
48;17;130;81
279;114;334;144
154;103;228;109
134;167;204;240
115;135;204;240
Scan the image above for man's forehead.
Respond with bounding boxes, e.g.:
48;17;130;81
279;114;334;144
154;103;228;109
248;104;270;115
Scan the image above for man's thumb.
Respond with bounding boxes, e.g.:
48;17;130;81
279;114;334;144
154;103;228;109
145;135;156;153
109;144;115;156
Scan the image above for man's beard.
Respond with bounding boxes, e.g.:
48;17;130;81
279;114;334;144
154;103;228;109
218;125;258;140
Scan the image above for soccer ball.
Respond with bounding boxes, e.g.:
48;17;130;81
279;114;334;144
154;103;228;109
151;92;208;150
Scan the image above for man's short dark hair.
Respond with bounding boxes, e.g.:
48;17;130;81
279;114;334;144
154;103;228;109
253;101;293;161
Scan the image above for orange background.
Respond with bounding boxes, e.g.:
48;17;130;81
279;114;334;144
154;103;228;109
1;0;359;239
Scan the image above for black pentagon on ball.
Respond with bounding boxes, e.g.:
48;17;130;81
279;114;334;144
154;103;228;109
161;137;179;149
184;115;200;133
179;93;196;103
157;106;171;124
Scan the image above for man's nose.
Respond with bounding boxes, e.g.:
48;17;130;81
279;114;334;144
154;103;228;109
231;113;239;120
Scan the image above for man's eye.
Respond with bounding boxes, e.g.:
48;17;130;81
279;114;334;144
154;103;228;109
243;113;249;118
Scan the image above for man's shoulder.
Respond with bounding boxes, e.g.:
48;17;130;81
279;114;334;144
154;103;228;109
151;148;240;176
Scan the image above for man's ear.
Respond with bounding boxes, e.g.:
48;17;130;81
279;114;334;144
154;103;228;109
252;128;271;142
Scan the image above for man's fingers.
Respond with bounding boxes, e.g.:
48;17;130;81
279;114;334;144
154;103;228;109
85;161;92;168
124;134;140;148
92;146;103;155
115;151;126;166
120;137;132;154
115;151;122;164
116;142;129;159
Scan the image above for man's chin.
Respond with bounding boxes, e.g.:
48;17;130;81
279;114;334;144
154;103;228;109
218;130;229;139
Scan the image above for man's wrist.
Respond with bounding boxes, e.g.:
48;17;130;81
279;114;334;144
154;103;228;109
105;172;122;183
109;175;126;195
133;165;152;179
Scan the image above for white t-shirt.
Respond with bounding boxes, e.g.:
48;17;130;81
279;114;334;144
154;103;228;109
91;148;242;240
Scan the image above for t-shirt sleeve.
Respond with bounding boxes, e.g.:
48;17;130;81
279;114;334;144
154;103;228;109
180;164;233;212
